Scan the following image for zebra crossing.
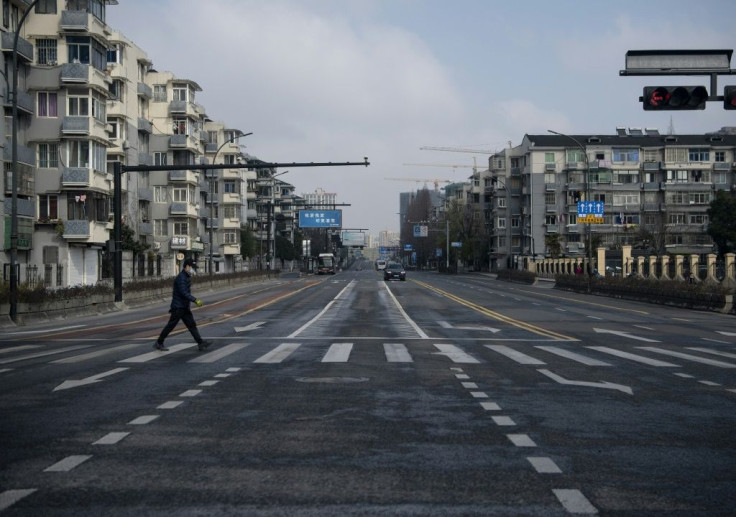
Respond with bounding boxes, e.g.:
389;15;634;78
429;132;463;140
2;340;736;371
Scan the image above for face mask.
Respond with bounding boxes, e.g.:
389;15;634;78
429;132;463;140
186;267;195;276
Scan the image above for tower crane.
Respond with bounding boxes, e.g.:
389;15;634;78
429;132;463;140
419;146;494;154
384;177;455;192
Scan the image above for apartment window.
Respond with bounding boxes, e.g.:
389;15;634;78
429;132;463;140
544;192;555;204
612;170;639;184
224;180;238;194
497;198;506;208
36;39;57;64
172;118;187;135
612;148;639;162
643;149;660;162
68;140;89;168
666;170;688;183
544;172;555;184
153;152;167;166
688;148;709;162
644;172;657;183
154;219;168;236
689;192;710;205
691;170;710;183
568;214;577;225
545;215;557;225
109;79;124;101
107;43;122;65
714;171;728;184
39;194;58;220
173;221;188;235
67;36;106;71
223;205;237;219
35;0;56;13
612;193;640;206
714;151;726;162
545;152;555;163
511;217;520;228
37;92;58;117
153;85;167;102
667;213;685;225
223;231;237;244
91;93;106;122
68;95;89;116
690;214;708;225
566;149;585;163
39;143;59;168
665;148;688;163
172;188;188;203
497;217;506;229
172;85;188;102
68;0;105;22
153;186;167;203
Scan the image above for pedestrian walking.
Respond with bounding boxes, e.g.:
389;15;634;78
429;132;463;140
154;258;212;352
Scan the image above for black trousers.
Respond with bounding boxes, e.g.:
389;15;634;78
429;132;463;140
157;308;202;344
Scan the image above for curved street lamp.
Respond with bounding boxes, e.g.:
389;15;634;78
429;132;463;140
209;131;252;277
547;130;593;284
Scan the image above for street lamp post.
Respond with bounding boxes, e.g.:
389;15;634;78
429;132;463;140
548;130;593;282
269;170;289;270
209;132;252;277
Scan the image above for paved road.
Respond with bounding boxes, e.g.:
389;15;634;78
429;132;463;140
1;266;735;515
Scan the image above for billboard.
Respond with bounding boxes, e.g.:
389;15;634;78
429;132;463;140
298;209;342;228
342;232;365;247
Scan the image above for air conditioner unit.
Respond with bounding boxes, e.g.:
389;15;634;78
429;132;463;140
47;60;57;66
122;140;130;149
153;242;161;250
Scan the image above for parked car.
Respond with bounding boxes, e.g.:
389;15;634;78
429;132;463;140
383;262;406;281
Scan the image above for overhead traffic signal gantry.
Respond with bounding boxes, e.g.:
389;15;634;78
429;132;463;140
642;86;708;110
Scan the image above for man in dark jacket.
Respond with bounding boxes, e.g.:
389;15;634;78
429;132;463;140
154;258;212;352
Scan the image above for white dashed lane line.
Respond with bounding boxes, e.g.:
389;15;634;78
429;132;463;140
43;455;92;472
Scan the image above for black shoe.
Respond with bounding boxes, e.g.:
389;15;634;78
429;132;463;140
153;342;169;352
197;340;212;351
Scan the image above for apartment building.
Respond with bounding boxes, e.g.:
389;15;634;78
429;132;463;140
486;128;736;270
1;0;298;286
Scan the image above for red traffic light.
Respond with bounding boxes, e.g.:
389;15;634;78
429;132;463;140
642;86;708;110
725;86;736;110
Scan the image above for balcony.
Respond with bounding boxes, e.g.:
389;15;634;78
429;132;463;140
169;202;198;217
138;152;153;166
714;162;732;170
138;187;153;202
206;219;220;230
643;161;662;171
223;244;240;255
545;225;559;233
1;32;33;62
62;116;90;135
169;100;197;116
3;143;36;166
222;192;242;204
138;221;153;235
138;117;152;134
62;220;110;243
137;82;153;99
169;134;199;151
544;163;556;171
545;204;556;213
222;218;240;229
4;90;34;115
222;168;243;180
61;167;110;191
61;62;111;90
168;169;198;184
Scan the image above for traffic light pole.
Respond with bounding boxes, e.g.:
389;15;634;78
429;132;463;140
113;158;369;301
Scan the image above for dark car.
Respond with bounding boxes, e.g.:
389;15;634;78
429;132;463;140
383;262;406;281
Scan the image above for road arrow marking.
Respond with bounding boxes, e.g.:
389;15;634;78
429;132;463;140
537;368;633;395
438;321;501;333
53;367;129;391
234;321;266;333
593;328;659;342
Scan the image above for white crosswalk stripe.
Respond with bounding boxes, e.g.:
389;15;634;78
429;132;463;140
322;343;353;362
637;347;736;368
586;346;679;367
189;343;250;363
485;345;546;365
254;343;301;363
535;346;611;366
384;343;412;362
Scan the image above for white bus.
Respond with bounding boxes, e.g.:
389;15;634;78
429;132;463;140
317;253;336;275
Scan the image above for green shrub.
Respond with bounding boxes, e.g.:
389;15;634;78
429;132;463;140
497;269;537;284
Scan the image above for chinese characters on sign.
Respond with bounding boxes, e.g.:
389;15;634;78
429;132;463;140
577;201;604;224
298;210;343;228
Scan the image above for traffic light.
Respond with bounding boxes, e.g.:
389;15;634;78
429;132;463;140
642;86;708;110
724;86;736;110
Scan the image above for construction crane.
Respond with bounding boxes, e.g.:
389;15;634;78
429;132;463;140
384;177;455;192
419;145;495;154
404;158;482;174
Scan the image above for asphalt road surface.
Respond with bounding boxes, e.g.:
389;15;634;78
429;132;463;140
1;265;735;515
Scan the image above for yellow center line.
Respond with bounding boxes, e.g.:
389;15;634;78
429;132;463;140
412;280;576;341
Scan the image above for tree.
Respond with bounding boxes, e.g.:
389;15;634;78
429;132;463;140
544;234;562;258
239;225;257;258
121;223;149;254
707;190;736;256
275;235;298;262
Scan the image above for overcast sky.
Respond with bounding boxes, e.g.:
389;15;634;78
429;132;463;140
108;0;735;234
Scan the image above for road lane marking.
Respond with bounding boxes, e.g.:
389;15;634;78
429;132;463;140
593;328;659;342
527;457;562;474
119;343;196;363
637;347;736;368
44;455;92;472
480;402;501;411
0;490;37;511
51;343;141;364
383;281;428;339
674;373;695;378
180;390;202;397
470;391;488;398
553;489;598;514
0;344;92;364
586;346;679;367
507;434;536;447
535;346;611;366
384;343;412;362
686;347;736;360
93;432;130;445
288;281;356;338
699;380;721;386
434;344;480;363
189;343;249;363
128;415;159;425
461;382;478;389
254;343;301;363
0;345;41;354
485;345;545;365
53;367;130;392
157;401;183;409
322;343;353;362
455;373;470;380
492;416;516;426
199;380;220;387
538;369;633;395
